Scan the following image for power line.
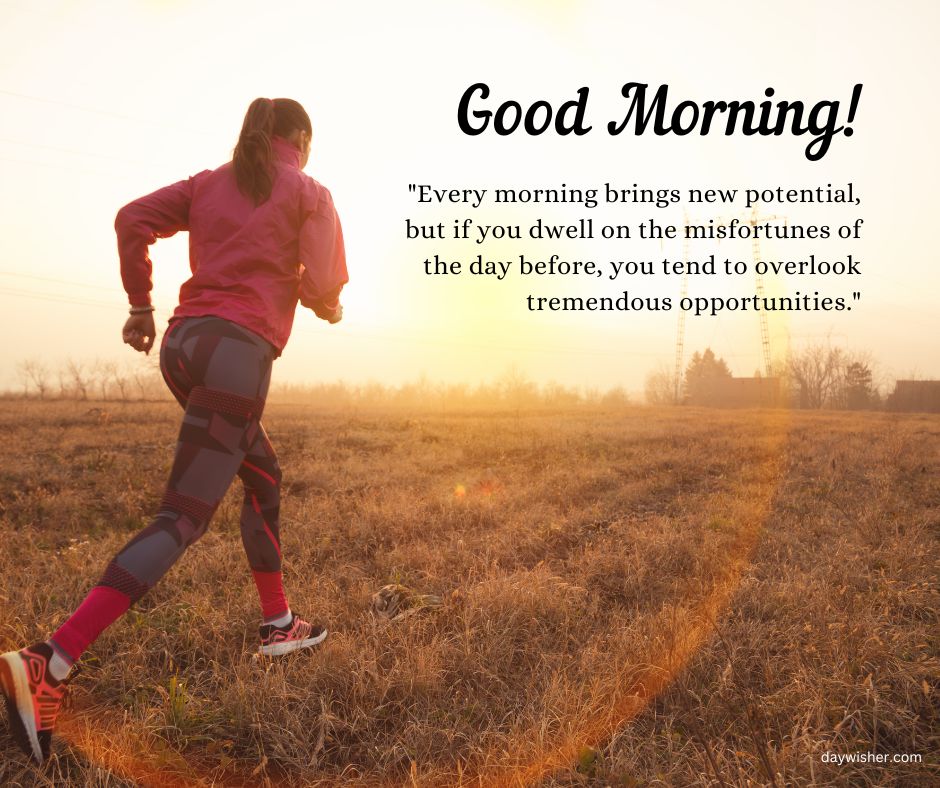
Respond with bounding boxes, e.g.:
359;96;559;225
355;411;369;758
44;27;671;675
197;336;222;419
0;286;174;320
0;136;153;165
0;285;171;313
0;285;116;308
0;271;127;293
0;89;215;138
0;153;139;180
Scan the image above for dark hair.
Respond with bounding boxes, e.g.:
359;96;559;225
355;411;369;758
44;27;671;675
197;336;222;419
233;97;312;204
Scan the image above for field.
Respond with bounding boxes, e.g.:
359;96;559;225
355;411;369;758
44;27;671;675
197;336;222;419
0;400;937;787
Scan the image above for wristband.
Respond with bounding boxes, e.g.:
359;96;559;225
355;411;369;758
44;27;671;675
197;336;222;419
129;305;155;314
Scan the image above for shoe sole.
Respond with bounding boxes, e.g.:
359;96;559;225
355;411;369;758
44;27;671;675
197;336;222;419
258;629;328;657
0;651;42;764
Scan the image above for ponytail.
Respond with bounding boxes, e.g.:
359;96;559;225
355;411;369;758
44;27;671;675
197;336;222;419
233;97;313;205
233;98;276;204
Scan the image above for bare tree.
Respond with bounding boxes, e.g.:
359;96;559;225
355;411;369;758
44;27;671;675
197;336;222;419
15;361;27;397
93;360;115;400
113;362;131;401
600;386;630;408
57;366;69;398
543;381;581;408
498;364;537;412
65;358;90;401
16;359;45;398
122;352;164;400
471;382;500;408
786;344;845;409
440;382;470;410
582;386;601;407
130;365;149;400
644;363;674;405
24;360;51;399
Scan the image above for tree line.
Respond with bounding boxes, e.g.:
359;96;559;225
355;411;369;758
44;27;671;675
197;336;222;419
645;342;891;409
14;358;168;401
8;347;916;411
10;359;632;411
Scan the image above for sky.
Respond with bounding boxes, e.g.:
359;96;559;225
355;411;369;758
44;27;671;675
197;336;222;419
0;0;937;395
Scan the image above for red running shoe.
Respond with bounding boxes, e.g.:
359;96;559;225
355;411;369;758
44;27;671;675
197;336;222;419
0;642;74;764
258;613;327;656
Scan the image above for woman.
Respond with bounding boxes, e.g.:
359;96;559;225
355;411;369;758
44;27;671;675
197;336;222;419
0;97;348;765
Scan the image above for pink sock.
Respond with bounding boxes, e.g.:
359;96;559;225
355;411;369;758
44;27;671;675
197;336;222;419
50;586;131;662
252;570;289;621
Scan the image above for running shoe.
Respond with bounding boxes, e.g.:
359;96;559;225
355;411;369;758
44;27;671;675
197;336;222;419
0;642;74;764
258;613;327;656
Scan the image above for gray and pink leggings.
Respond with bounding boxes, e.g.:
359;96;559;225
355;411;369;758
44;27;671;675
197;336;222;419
52;316;289;662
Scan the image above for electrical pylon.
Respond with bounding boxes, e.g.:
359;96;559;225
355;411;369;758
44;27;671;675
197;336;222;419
673;213;690;403
673;207;787;399
741;207;786;377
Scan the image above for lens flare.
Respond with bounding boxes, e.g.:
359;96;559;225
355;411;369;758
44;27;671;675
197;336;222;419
44;410;789;787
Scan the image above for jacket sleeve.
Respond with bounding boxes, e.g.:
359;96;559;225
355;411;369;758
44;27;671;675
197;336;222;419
115;176;198;307
297;180;349;320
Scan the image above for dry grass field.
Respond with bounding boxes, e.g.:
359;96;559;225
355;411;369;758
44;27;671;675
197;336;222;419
0;400;937;787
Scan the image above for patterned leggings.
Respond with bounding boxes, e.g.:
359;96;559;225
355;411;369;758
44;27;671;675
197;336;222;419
52;316;287;661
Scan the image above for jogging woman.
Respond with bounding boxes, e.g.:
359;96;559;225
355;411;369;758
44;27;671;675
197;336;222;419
1;97;348;764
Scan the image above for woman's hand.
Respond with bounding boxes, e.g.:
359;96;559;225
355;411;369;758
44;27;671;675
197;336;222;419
122;312;156;354
311;297;343;324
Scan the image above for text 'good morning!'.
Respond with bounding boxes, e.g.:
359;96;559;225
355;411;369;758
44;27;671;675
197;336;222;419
457;82;863;161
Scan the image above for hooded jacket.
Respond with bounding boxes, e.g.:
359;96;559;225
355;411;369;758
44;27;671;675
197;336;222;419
115;135;348;356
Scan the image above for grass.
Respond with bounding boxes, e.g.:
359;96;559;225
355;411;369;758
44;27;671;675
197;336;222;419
0;400;937;786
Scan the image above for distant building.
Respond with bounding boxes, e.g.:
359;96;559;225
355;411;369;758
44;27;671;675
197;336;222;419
887;380;940;413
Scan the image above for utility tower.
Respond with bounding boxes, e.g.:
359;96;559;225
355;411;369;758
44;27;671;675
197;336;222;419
742;207;787;378
673;207;787;402
672;213;691;403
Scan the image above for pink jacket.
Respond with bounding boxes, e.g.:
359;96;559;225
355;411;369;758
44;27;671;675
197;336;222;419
115;135;348;356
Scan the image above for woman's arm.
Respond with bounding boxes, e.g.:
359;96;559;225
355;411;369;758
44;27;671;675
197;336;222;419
115;174;203;354
115;176;199;307
297;181;348;322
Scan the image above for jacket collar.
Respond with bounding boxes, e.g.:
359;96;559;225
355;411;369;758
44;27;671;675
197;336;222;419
271;135;302;168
